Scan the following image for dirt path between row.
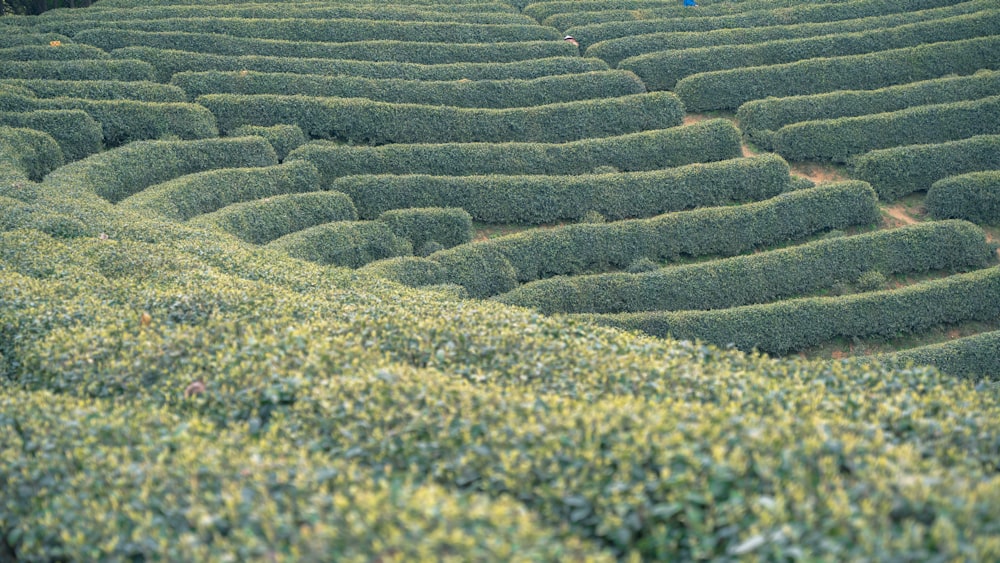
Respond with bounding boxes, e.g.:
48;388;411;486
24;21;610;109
883;205;919;226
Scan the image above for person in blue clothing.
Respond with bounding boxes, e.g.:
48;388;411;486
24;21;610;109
684;0;699;6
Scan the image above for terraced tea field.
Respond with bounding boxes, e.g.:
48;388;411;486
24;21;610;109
1;0;999;559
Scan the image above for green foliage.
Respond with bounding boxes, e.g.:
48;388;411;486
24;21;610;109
231;124;306;161
675;35;1000;112
496;220;992;314
266;221;412;269
112;45;609;83
926;170;1000;224
188;191;358;245
0;90;219;146
0;109;102;161
358;256;445;287
377;207;473;251
883;330;1000;380
288;119;741;183
198;92;684;144
580;210;606;224
588;265;1000;355
42;136;278;203
0;31;71;48
0;126;62;183
0;58;155;81
432;182;880;294
772;95;1000;163
621;10;1000;90
856;269;888;291
76;28;575;65
0;78;186;102
118;161;320;222
333;154;792;224
171;69;646;108
429;244;519;298
737;69;1000;150
0;42;109;61
851;134;1000;201
584;0;994;65
625;256;658;273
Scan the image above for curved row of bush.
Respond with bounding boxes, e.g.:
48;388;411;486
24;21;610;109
563;0;959;45
0;90;218;147
737;70;1000;149
0;78;187;102
772;95;1000;163
586;265;1000;356
378;207;474;252
198;92;684;145
171;69;645;109
0;125;63;183
419;182;880;297
0;43;109;61
118;161;321;221
883;330;1000;380
585;0;993;65
287;119;741;183
188;191;358;245
0;58;156;82
674;35;1000;112
266;220;413;269
529;0;814;27
0;109;102;162
851;134;1000;201
42;136;278;203
623;10;1000;91
76;29;575;66
0;31;70;48
110;46;608;83
926;171;1000;224
42;16;561;44
333;154;792;224
230;124;306;161
92;0;519;12
495;220;993;314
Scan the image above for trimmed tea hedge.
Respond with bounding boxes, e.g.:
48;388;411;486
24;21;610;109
772;95;1000;163
0;58;155;82
0;126;63;182
926;171;1000;224
42;136;278;203
171;70;646;109
188;191;358;245
0;109;102;162
118;161;320;221
333;154;792;223
75;28;575;65
586;265;1000;355
674;35;1000;112
564;0;960;45
737;70;1000;149
289;119;741;182
266;220;412;268
621;10;1000;90
0;91;219;147
584;1;994;65
884;330;1000;380
0;31;71;48
429;182;880;294
378;207;473;251
0;78;186;102
358;255;446;287
495;220;993;314
851;135;1000;201
111;46;609;83
197;92;684;144
231;124;306;161
0;43;110;61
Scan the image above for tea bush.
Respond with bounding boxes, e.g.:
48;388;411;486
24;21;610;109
171;69;645;108
884;330;1000;380
0;78;186;102
198;91;684;144
674;35;1000;111
737;70;1000;149
188;191;358;245
377;207;473;250
333;154;791;223
0;43;109;61
926;170;1000;224
118;161;320;221
288;119;741;182
266;220;412;268
772;95;1000;163
0;31;71;48
0;58;155;81
0;126;63;183
621;10;1000;90
851;134;1000;201
231;124;306;161
495;220;993;314
0;109;102;161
